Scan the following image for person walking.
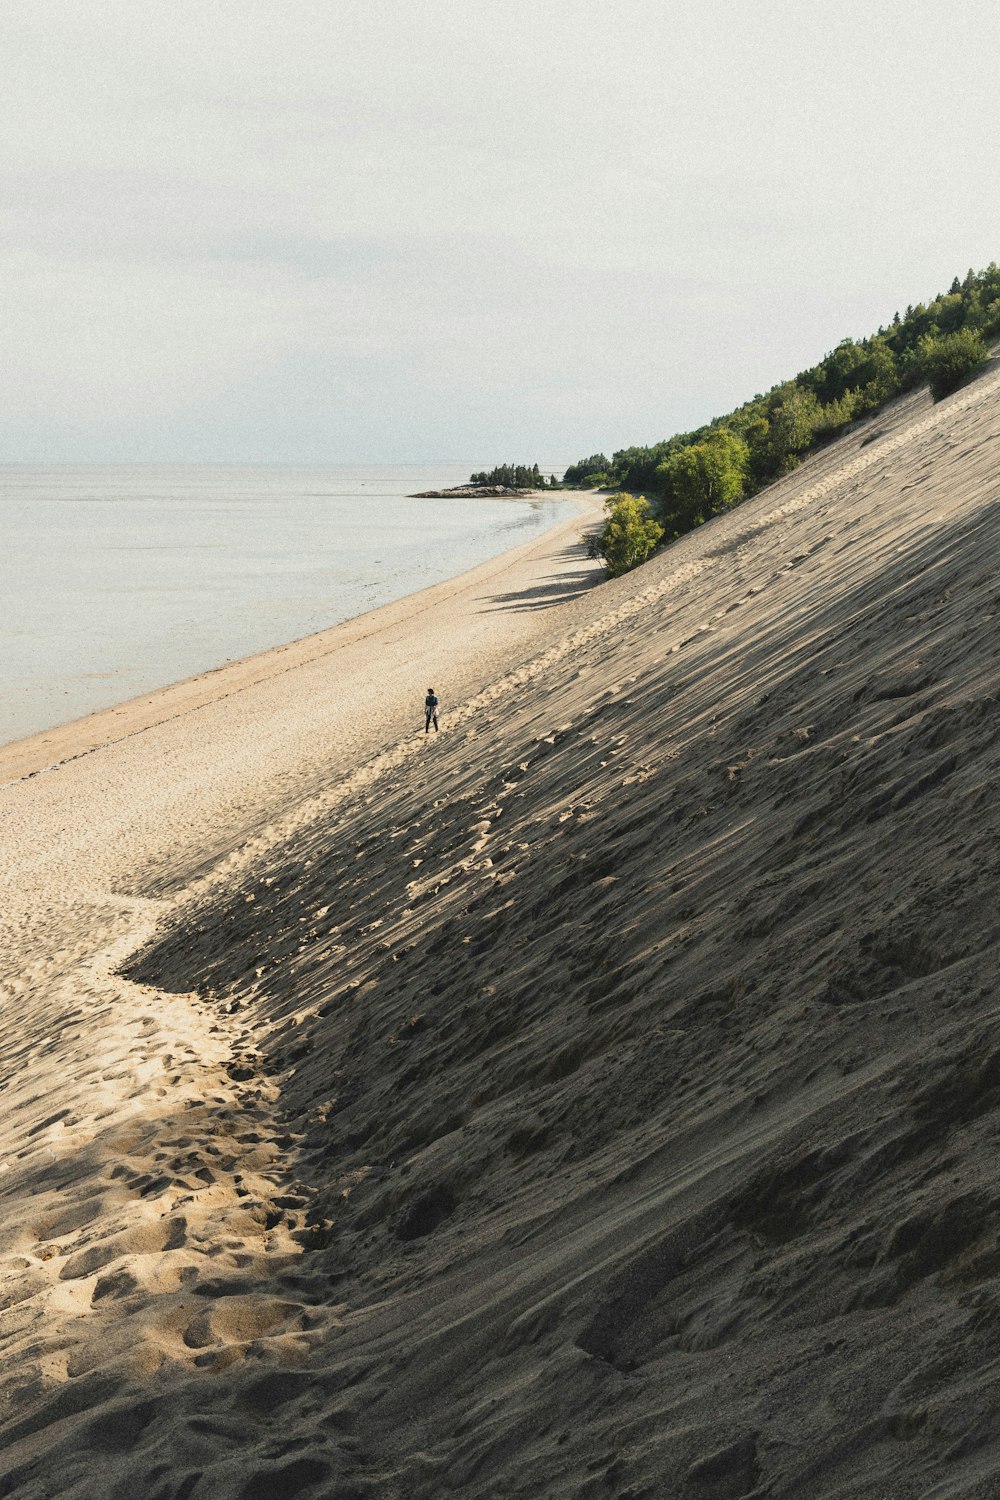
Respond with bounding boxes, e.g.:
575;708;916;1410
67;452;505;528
424;687;440;733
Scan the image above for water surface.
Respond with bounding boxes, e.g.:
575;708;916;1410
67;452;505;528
1;464;572;743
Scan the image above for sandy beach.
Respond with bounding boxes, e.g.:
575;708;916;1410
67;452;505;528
5;361;1000;1499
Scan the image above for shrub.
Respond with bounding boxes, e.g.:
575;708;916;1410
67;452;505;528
588;493;664;578
920;329;990;401
655;429;750;535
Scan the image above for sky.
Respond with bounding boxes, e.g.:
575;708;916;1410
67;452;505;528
3;0;1000;466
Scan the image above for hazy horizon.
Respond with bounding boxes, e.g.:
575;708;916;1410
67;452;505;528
4;0;1000;466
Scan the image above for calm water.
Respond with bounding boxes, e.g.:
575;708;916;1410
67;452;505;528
0;464;573;744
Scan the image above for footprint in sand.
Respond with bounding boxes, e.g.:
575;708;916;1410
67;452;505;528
58;1215;188;1280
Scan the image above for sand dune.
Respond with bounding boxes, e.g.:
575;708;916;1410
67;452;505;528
4;368;1000;1497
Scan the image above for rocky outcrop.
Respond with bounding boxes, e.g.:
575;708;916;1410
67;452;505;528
408;484;536;498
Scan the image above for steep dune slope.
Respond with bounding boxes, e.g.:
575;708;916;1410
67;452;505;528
6;365;1000;1498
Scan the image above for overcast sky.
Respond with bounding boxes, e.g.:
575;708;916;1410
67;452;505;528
3;0;1000;465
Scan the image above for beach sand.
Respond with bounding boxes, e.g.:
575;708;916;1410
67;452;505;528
4;364;1000;1498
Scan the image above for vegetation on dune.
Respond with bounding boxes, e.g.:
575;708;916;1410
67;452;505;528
587;493;664;577
656;428;750;534
567;264;998;573
920;327;990;401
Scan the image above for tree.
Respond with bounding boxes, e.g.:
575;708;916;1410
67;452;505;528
762;388;821;475
809;339;868;404
469;463;545;487
588;493;664;577
854;336;899;408
563;454;611;486
655;429;751;533
919;329;989;401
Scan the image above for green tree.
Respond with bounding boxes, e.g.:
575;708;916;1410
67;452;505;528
809;339;868;404
656;428;751;533
762;387;821;475
612;438;690;494
854;336;899;409
812;390;859;442
469;463;546;487
919;329;990;401
588;493;664;577
563;454;611;486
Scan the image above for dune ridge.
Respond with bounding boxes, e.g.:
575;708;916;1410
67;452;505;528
4;365;1000;1497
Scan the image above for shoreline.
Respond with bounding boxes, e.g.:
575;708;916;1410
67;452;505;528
0;489;603;785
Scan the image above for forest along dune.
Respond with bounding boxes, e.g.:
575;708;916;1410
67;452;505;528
3;367;1000;1498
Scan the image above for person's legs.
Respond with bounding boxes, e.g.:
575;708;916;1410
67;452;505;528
433;711;439;732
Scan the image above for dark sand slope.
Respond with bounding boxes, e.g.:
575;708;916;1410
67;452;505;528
6;365;1000;1497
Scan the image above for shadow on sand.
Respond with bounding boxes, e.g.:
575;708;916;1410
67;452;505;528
480;541;603;613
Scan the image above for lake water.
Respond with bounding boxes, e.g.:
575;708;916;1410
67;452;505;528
0;464;573;744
